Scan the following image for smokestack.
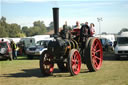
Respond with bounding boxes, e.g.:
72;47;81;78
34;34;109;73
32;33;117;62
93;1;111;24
53;8;59;35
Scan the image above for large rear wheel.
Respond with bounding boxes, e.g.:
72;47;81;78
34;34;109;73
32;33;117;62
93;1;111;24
68;49;81;76
40;50;54;76
86;38;103;72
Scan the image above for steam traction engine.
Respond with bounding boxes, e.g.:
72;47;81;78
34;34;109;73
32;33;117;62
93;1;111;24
40;8;103;76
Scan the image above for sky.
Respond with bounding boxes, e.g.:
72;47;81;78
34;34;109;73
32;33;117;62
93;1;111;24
1;0;128;34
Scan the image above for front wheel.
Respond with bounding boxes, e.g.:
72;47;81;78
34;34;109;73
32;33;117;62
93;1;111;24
40;50;54;76
68;49;81;76
86;38;103;72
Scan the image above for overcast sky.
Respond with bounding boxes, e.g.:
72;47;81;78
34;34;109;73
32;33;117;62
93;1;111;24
1;0;128;34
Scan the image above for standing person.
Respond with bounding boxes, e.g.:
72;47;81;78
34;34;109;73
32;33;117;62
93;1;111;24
60;21;69;39
79;22;90;58
15;44;19;57
11;40;17;60
63;21;68;30
80;22;90;44
80;22;90;38
73;21;81;29
85;22;90;36
85;22;89;28
90;23;95;36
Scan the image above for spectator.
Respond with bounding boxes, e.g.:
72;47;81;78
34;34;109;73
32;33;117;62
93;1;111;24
63;21;68;30
73;21;81;29
15;44;19;57
85;22;90;36
90;23;95;36
80;22;89;42
80;22;90;37
60;21;70;39
11;40;17;60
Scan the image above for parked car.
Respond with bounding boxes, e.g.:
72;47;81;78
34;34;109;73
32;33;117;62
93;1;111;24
114;32;128;59
26;40;50;59
0;41;13;60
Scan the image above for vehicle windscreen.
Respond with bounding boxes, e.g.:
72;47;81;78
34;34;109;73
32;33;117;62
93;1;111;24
117;37;128;45
36;40;49;47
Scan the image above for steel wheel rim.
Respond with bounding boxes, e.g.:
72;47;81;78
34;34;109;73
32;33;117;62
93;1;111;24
71;51;81;75
42;53;54;74
91;39;103;70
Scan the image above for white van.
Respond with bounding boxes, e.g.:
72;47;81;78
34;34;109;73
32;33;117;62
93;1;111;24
20;37;35;48
114;32;128;59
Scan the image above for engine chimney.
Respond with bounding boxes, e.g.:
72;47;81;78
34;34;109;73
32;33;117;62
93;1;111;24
53;8;59;35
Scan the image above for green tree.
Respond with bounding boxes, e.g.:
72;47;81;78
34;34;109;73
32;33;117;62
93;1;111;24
34;21;46;31
47;22;54;31
28;26;41;36
9;23;21;37
27;20;47;36
0;24;8;37
0;16;23;37
0;16;6;24
22;26;28;33
0;16;8;37
0;16;48;37
22;26;29;36
16;32;26;37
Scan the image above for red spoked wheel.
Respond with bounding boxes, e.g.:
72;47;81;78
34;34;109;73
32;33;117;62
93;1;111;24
86;38;103;72
68;49;81;76
40;50;54;76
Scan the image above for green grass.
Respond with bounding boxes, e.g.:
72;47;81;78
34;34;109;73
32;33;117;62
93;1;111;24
0;56;128;85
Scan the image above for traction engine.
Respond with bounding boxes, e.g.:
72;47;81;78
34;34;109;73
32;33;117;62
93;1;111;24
40;8;103;76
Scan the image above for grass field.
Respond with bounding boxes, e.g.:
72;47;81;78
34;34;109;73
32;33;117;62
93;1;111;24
0;54;128;85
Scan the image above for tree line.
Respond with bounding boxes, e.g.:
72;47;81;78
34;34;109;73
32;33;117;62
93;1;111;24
0;16;54;38
0;16;128;38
